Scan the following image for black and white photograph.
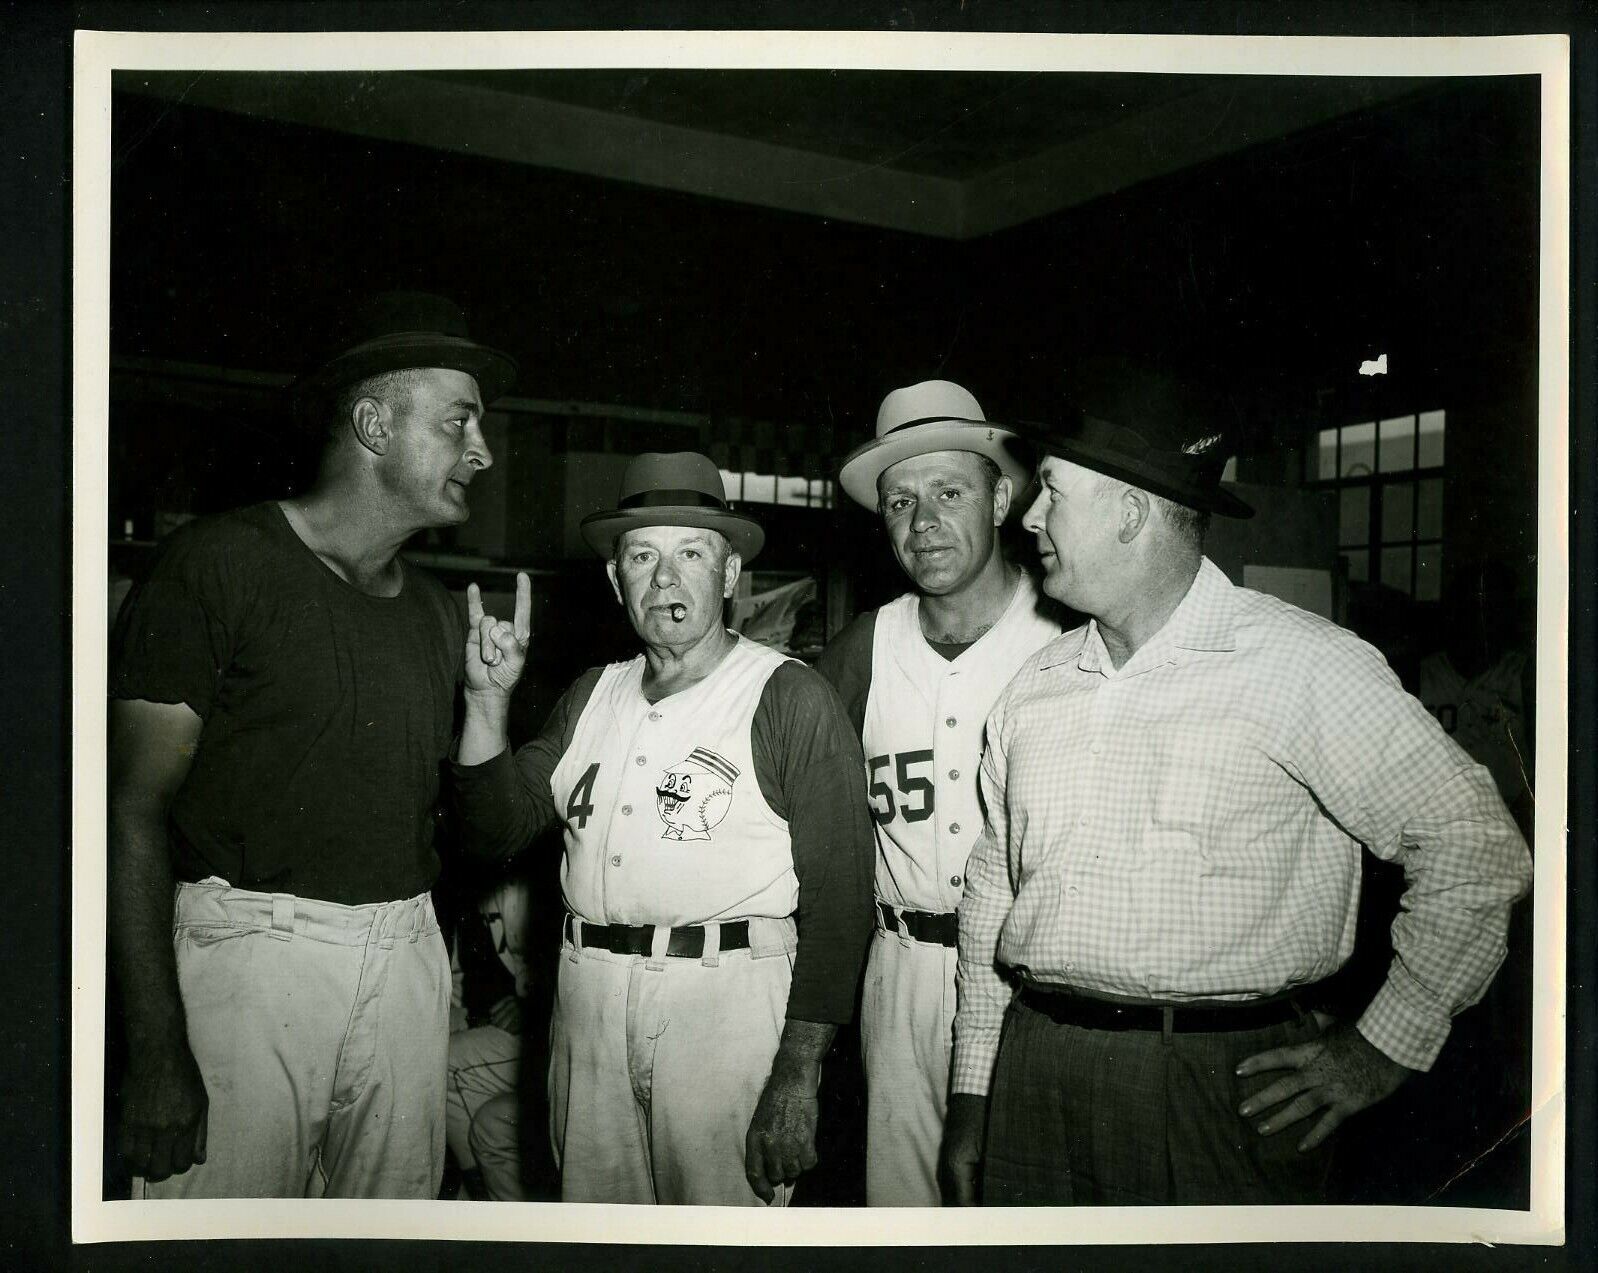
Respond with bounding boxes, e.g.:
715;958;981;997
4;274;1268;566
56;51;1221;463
68;24;1570;1250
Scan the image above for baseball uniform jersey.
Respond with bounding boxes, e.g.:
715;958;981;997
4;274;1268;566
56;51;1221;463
820;574;1063;1205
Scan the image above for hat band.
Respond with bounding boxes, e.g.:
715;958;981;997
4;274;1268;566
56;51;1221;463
884;414;988;437
618;488;728;511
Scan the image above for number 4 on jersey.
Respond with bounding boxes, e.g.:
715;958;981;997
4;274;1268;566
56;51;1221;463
566;761;600;829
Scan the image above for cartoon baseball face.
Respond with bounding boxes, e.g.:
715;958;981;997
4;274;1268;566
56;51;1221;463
656;747;740;841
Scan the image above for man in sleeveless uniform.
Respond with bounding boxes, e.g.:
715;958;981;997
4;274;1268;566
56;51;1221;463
817;380;1066;1205
451;452;874;1206
108;293;516;1198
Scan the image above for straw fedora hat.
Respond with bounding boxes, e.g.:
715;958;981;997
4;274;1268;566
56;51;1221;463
837;380;1032;510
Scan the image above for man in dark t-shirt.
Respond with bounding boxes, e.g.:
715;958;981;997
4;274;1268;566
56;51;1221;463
108;293;516;1199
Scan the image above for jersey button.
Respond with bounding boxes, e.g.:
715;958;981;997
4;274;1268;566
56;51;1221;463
636;756;647;766
610;855;622;867
945;716;957;728
621;804;633;816
1068;885;1079;897
949;822;961;835
949;874;962;888
648;710;662;722
948;769;960;781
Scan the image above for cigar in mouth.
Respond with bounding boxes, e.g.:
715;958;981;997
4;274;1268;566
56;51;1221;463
669;603;687;621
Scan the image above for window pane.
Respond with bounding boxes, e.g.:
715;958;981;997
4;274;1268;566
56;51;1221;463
1382;483;1415;543
720;469;742;501
1340;422;1375;478
777;476;808;506
1341;549;1369;584
1381;545;1413;595
1417;477;1444;538
1415;543;1443;601
808;478;827;506
1339;486;1370;547
1417;409;1445;467
1378;415;1416;473
741;472;776;504
1316;428;1339;481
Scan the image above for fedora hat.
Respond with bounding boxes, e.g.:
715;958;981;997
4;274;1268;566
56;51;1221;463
580;452;765;562
1013;358;1254;519
837;380;1033;510
293;291;518;407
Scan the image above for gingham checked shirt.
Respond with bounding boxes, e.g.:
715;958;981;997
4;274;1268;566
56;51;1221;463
952;558;1532;1092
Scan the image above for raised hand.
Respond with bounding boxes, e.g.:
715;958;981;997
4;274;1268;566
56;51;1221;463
464;571;531;696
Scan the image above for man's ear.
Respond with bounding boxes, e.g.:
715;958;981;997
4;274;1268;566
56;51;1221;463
351;397;390;457
722;550;743;599
605;559;624;607
1118;487;1151;544
991;473;1014;527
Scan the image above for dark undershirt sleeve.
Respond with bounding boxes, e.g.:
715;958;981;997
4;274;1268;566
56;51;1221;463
751;660;876;1024
813;610;877;738
449;668;603;862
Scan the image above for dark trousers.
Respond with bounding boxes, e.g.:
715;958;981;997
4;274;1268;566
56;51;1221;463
982;996;1336;1205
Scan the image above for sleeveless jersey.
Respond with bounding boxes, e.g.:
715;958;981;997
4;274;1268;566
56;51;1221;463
863;576;1063;913
551;634;798;927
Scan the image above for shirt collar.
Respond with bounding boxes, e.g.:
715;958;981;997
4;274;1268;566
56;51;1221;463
1038;557;1238;673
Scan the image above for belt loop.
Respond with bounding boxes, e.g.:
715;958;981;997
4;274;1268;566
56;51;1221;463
565;914;581;962
1161;1006;1174;1046
701;921;722;969
646;925;669;972
269;894;295;942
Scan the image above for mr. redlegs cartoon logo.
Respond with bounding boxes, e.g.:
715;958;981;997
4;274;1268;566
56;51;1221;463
656;747;741;841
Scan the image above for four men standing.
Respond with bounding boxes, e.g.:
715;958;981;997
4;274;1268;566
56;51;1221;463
110;303;1535;1207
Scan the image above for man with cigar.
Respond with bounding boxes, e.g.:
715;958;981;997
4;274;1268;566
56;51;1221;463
109;293;516;1198
818;380;1064;1205
942;368;1533;1205
452;451;874;1206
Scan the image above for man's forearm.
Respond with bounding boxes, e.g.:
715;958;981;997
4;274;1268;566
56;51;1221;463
457;688;512;767
108;799;187;1052
770;1018;836;1079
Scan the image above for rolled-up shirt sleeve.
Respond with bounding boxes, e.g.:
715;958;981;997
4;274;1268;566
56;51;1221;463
952;692;1018;1096
751;662;875;1025
1289;630;1533;1071
449;671;598;862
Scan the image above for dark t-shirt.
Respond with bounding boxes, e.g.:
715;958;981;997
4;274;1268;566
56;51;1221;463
450;659;876;1024
109;502;461;904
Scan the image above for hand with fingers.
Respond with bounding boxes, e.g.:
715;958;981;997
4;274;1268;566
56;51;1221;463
1235;1021;1413;1151
121;1035;209;1183
743;1065;821;1204
465;571;532;697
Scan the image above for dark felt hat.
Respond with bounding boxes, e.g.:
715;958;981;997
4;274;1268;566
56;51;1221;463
580;452;765;562
1012;358;1254;518
293;291;518;406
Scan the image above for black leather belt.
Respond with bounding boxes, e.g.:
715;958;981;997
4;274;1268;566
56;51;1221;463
566;914;750;959
878;901;958;948
1017;983;1315;1034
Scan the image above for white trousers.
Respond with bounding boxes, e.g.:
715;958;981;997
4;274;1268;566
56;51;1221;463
860;927;957;1206
445;1025;520;1179
140;879;450;1200
548;920;795;1206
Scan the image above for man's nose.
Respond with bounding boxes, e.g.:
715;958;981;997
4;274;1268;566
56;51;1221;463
1021;490;1046;533
911;501;940;534
652;558;680;588
465;420;494;471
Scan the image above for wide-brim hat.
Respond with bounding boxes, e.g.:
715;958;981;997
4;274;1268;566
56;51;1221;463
1012;358;1255;519
580;451;765;562
837;379;1033;510
292;291;518;407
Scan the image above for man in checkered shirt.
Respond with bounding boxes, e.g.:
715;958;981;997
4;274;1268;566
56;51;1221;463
941;366;1533;1206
